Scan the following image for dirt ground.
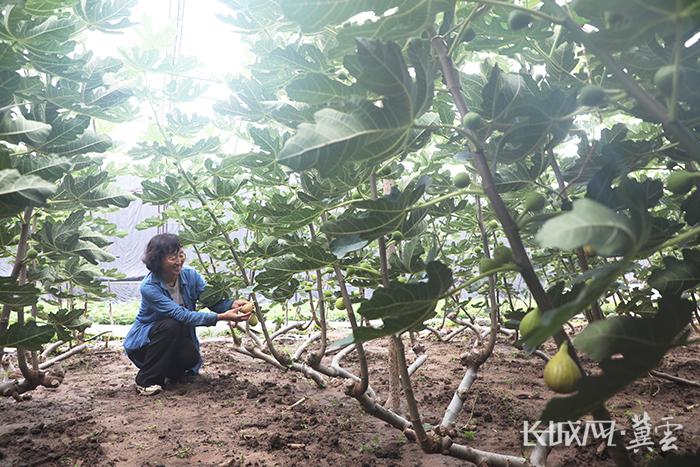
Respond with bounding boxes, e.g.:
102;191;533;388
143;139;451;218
1;332;699;467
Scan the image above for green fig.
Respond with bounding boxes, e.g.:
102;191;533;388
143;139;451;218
391;231;404;242
523;192;546;213
479;258;497;274
25;247;38;260
543;342;582;393
248;314;259;326
335;297;346;310
492;245;513;265
654;65;680;96
519;308;541;337
453;172;471;189
578;85;606;107
458;26;476;43
462;112;482;131
508;10;533;30
666;171;700;195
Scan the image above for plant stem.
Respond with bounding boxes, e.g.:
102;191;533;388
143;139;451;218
333;265;370;397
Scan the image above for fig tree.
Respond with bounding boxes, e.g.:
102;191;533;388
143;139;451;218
543;342;582;393
508;10;533;30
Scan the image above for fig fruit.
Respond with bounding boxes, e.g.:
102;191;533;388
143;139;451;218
543;342;582;393
519;308;541;337
492;245;513;265
508;10;533;30
523;192;546;213
487;219;499;230
25;248;38;259
453;172;471;189
391;231;404;242
335;297;346;310
248;314;258;326
578;85;606;107
583;244;597;257
241;302;254;314
653;65;679;96
462;112;482;131
666;170;700;195
459;27;476;43
479;258;497;274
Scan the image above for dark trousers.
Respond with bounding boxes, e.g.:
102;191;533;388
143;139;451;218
132;318;199;387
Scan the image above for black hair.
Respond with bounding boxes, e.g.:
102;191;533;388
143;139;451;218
142;233;183;275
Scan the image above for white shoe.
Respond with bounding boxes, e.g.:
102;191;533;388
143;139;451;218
136;384;162;396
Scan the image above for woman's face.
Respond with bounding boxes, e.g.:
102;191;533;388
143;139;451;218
161;248;185;278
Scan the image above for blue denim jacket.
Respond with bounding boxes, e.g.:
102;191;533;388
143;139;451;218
123;266;233;373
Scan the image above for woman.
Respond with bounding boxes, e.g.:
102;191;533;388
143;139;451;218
124;233;251;395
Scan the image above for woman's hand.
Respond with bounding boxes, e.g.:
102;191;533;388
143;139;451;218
231;299;249;311
217;307;252;322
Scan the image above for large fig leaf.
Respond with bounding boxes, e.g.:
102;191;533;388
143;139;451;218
347;261;452;343
536;198;636;257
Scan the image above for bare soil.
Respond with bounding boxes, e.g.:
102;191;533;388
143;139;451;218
1;334;699;466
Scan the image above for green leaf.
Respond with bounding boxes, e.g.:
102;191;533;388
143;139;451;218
322;181;426;256
574;0;698;52
330;0;452;57
541;296;692;422
0;111;51;144
197;273;243;309
536;198;636;257
0;277;41;307
53;172;134;209
277;39;433;175
256;244;337;290
279;0;396;32
0;321;55;350
202;176;246;201
286;72;359;104
74;0;137;33
350;261;453;343
12;154;71;182
46;308;91;341
648;249;700;297
37;211;115;264
0;169;56;217
139;175;180;205
24;1;78;18
0;6;79;56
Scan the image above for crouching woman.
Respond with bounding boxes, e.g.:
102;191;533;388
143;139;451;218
124;233;251;395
